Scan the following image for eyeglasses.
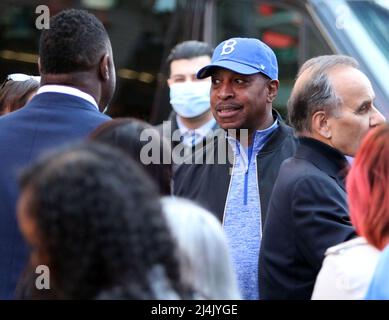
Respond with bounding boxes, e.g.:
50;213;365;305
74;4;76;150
1;73;40;89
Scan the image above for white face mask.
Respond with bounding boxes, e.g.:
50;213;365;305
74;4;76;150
169;81;211;118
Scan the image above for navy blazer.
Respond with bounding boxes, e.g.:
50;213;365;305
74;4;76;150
0;92;110;299
259;137;356;300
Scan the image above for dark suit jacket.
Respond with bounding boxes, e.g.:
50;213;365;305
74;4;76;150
259;137;356;300
0;92;110;299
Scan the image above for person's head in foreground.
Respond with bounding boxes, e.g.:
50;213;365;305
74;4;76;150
0;73;40;115
17;142;192;299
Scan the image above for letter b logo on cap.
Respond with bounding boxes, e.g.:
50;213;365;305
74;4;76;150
221;39;237;55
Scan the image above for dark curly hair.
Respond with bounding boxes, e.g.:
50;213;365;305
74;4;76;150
39;9;109;74
19;142;190;299
90;118;172;195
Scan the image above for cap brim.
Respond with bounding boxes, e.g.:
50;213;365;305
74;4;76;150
197;60;260;79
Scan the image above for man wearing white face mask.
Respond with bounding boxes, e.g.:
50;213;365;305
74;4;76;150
158;41;218;158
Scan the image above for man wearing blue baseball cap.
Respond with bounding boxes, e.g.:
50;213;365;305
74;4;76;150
174;37;298;299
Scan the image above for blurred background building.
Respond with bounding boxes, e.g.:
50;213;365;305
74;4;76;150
1;0;388;123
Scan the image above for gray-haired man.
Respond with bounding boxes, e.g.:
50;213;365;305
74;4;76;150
260;55;385;300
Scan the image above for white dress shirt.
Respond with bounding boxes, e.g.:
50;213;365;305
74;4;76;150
37;85;99;110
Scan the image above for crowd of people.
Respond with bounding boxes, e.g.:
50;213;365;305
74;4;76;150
0;8;388;300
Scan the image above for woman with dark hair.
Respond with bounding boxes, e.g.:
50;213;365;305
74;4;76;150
17;142;192;299
90;118;172;195
0;74;40;115
312;124;389;299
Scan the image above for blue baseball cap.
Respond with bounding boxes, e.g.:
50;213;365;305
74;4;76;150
197;37;278;80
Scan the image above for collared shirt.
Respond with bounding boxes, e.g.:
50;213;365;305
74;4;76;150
176;115;216;147
223;119;279;300
37;85;99;111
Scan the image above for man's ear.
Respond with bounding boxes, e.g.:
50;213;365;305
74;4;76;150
99;54;110;81
266;80;279;103
312;110;331;139
38;57;42;75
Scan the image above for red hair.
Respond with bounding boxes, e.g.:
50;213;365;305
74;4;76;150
347;123;389;250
